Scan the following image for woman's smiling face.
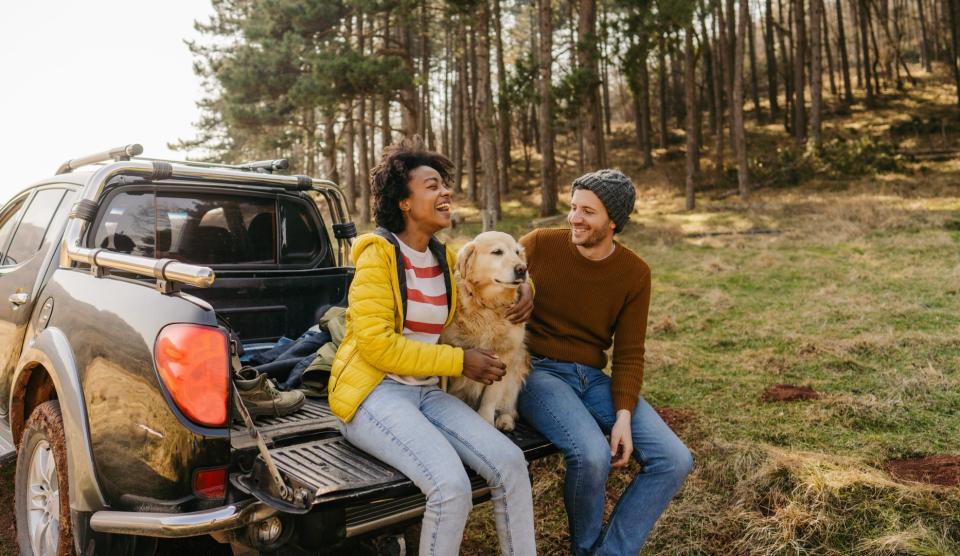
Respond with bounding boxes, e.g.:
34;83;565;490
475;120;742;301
402;165;452;234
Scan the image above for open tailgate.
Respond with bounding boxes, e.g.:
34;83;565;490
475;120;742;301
231;397;555;525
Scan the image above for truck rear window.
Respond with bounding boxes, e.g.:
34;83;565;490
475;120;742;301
92;190;326;266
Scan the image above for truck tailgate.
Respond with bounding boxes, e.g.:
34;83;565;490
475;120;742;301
232;397;555;518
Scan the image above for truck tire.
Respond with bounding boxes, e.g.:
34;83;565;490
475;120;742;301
15;400;74;556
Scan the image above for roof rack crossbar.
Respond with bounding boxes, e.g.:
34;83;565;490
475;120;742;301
56;144;143;175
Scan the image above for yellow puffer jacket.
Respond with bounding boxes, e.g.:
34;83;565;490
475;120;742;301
328;232;463;422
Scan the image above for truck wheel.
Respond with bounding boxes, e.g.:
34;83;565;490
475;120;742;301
15;400;74;556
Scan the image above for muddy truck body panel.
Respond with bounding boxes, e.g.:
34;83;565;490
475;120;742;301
42;268;230;511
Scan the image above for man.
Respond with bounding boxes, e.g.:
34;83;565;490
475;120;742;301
515;169;692;556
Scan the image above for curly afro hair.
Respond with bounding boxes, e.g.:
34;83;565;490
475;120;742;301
370;137;454;233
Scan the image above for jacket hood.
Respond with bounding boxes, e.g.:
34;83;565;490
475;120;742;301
350;232;391;263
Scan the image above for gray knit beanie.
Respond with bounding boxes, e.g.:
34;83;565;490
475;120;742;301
571;169;636;233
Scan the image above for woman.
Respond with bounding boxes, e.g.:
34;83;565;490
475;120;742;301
328;139;537;556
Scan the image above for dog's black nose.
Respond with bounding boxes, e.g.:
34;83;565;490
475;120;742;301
514;264;527;280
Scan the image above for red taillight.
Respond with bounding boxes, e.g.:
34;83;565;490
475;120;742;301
154;324;229;427
193;466;227;500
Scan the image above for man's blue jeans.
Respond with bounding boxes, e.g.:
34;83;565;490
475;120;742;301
517;356;692;556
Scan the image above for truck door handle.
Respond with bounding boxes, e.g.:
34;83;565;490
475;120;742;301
8;292;28;306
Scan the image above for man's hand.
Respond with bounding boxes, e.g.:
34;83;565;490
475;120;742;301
506;282;534;324
610;409;633;468
462;348;507;385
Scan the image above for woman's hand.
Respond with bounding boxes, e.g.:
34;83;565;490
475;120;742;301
506;282;534;324
610;409;633;468
462;348;507;385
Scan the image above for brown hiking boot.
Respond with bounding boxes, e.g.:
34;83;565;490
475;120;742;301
234;367;306;418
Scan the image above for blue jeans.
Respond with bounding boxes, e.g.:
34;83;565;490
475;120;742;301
339;378;536;556
517;357;692;556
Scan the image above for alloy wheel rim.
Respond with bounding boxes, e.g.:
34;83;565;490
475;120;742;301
27;439;60;556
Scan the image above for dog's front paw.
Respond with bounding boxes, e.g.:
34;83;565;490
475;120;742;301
495;413;516;432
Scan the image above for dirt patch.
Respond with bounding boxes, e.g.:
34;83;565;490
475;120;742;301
761;384;822;402
885;455;960;487
0;460;16;554
656;407;697;433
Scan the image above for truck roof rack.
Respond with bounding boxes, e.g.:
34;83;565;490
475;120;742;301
56;149;355;293
57;144;292;176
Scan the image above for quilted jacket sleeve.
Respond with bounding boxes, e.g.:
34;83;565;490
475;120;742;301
350;242;464;377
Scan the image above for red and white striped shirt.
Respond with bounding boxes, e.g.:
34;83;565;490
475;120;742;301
387;234;449;386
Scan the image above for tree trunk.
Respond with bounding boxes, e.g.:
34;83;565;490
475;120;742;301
381;12;393;149
778;0;794;131
722;0;736;151
917;0;933;70
793;0;807;145
684;26;699;210
600;3;613;136
658;33;670;149
714;6;727;177
747;5;763;121
475;0;500;228
821;0;838;100
355;16;371;223
493;0;511;195
853;0;864;88
734;0;750;197
931;0;943;60
442;23;451;155
859;0;876;103
322;108;339;184
538;0;558;216
867;4;883;94
453;18;466;193
369;98;377;172
836;0;855;104
579;0;605;168
303;107;317;176
342;102;357;215
702;3;719;132
418;0;432;144
947;0;960;104
811;0;823;147
765;0;780;117
672;36;687;130
397;15;419;137
356;96;370;223
467;20;479;203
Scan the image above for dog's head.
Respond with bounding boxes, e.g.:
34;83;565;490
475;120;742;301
457;231;528;303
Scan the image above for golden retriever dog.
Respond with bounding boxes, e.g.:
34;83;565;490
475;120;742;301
441;231;531;432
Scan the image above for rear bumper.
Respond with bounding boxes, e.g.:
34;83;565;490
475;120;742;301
89;500;277;538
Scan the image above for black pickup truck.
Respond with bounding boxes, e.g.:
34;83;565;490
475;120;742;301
0;145;553;555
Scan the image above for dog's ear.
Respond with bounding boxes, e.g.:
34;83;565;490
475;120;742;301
516;241;527;264
457;241;476;279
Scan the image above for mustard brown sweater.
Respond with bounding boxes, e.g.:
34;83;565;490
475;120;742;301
520;228;651;412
